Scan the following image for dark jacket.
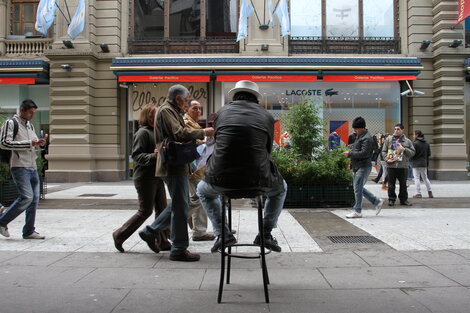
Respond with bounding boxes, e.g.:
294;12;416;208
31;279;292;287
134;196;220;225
132;125;157;180
154;100;205;177
204;100;284;191
348;129;373;171
410;137;430;168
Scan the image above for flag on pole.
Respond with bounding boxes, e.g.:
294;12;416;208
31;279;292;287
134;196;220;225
67;0;86;39
457;0;470;24
266;0;274;28
35;0;57;36
236;0;255;42
275;0;290;37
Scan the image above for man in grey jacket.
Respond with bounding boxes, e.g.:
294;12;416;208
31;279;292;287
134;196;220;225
0;99;46;239
343;117;384;218
381;123;416;206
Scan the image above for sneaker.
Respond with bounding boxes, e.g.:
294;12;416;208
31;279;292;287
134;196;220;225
192;233;216;241
388;200;395;206
138;230;160;254
345;211;362;218
375;199;384;216
253;234;282;252
413;194;422;198
211;234;237;253
400;201;413;206
0;226;10;238
169;250;200;262
23;232;45;239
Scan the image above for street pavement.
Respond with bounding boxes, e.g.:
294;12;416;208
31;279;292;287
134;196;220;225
0;180;469;313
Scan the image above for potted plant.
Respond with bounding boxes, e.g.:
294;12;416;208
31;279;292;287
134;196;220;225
272;99;354;208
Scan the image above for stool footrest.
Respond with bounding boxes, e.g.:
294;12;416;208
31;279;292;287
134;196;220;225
221;244;272;259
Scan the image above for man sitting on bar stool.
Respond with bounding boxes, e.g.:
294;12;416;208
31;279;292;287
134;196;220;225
197;80;288;253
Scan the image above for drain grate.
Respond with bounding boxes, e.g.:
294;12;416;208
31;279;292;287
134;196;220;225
79;194;117;197
327;235;382;244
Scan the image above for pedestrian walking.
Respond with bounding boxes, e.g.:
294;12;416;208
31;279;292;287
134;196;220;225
0;99;46;239
183;99;215;242
112;104;170;253
138;84;214;262
382;123;415;206
410;130;433;198
343;117;384;218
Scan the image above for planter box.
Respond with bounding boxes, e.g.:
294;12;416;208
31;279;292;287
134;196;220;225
0;178;47;206
284;184;354;208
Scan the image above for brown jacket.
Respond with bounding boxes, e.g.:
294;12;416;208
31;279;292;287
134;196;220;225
184;113;205;180
154;100;205;177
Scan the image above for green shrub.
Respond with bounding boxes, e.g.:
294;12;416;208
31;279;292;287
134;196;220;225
272;99;352;185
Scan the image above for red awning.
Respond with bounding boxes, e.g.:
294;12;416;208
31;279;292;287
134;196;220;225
0;77;36;85
216;74;317;82
118;75;210;83
323;75;417;82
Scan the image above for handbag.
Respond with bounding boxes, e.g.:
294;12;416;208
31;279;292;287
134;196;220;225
157;111;200;166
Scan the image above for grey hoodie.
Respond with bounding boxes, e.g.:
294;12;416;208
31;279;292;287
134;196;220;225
0;114;40;168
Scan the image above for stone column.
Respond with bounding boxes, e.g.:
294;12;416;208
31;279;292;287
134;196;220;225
430;0;468;179
0;0;7;56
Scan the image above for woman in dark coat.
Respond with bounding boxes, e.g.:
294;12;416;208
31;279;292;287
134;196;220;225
112;104;170;252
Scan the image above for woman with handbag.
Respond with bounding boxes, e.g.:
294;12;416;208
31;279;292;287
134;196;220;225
112;104;171;253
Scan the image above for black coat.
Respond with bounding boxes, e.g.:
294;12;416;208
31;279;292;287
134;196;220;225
410;137;430;168
204;100;284;191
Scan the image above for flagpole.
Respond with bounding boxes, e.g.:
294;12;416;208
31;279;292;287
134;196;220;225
249;0;262;25
55;3;70;25
63;0;72;22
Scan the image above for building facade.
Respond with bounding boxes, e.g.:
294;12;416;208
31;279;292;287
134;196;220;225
0;0;468;182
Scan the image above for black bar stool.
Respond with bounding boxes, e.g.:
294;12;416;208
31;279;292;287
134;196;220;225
217;190;270;303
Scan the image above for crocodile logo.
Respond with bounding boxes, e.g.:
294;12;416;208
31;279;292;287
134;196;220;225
325;88;338;96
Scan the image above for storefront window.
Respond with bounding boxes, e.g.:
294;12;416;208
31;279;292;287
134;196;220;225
291;0;322;37
326;0;359;37
222;81;400;140
363;0;394;37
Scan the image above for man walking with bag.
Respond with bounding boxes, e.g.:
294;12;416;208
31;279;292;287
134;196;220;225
138;85;214;262
0;99;46;239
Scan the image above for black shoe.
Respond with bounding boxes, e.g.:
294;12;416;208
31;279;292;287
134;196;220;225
372;179;379;183
138;230;160;254
211;234;237;253
400;201;413;206
253;234;282;252
112;231;124;253
388;200;395;206
169;250;200;262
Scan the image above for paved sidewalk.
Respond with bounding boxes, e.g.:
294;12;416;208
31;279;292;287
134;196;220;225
0;180;469;312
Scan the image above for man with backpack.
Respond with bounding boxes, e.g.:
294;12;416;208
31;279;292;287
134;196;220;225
0;99;46;239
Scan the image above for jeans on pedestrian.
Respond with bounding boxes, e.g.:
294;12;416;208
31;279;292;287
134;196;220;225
412;167;432;195
352;166;380;213
143;175;189;253
196;179;288;237
0;167;40;237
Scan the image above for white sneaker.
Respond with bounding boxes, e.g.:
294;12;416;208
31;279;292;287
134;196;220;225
0;226;10;238
346;211;362;218
375;199;384;216
23;232;45;239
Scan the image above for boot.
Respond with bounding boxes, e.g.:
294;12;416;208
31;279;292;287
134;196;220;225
428;191;434;198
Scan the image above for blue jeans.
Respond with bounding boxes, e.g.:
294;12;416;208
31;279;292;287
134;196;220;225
353;166;380;213
0;167;40;237
196;180;288;237
143;175;189;253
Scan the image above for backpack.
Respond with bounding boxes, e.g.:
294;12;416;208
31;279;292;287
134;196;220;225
0;118;19;164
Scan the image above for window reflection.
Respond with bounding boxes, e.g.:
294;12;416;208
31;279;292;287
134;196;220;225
169;0;200;37
134;0;164;39
326;0;359;37
363;0;394;37
206;0;237;37
291;0;322;36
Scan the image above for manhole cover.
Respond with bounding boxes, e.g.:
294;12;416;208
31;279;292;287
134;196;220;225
79;194;117;197
327;235;382;244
